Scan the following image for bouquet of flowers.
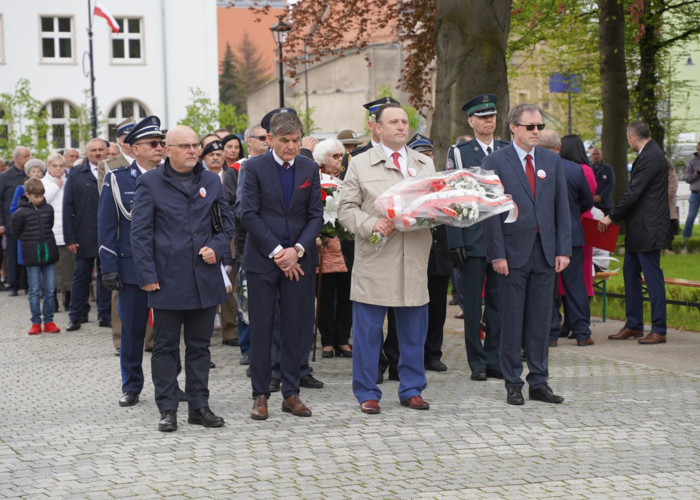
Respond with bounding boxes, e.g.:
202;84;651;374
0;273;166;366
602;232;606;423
320;176;354;245
372;168;517;242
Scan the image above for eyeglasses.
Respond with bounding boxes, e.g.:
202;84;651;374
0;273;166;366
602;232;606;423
331;153;343;160
135;140;166;148
515;123;546;131
251;135;268;141
168;143;201;151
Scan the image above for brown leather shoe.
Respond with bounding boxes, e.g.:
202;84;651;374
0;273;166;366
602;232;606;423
400;395;430;410
549;341;558;347
282;394;312;417
608;327;644;340
360;400;380;414
576;337;595;346
250;395;268;420
638;332;667;344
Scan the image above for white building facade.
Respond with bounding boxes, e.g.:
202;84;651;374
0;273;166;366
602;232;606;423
0;0;219;150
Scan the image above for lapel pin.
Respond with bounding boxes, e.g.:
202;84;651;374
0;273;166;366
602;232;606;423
199;187;207;198
408;167;417;177
537;169;546;179
474;147;479;152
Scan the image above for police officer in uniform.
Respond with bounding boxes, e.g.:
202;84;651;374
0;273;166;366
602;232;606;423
445;94;508;381
131;125;234;432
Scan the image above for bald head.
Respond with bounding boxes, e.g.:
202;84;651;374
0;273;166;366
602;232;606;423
590;147;602;165
165;125;199;171
538;129;561;152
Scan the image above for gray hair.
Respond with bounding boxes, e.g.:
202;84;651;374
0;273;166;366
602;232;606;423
538;129;561;151
244;123;263;141
270;112;303;138
507;103;544;127
313;138;344;166
628;121;651;140
13;146;29;159
25;158;45;174
46;152;67;167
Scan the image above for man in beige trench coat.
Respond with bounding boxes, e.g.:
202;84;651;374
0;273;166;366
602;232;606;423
338;103;435;415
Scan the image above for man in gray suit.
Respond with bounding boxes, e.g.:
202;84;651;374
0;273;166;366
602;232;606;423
481;103;571;406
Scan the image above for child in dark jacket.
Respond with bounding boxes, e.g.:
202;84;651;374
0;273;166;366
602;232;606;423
11;178;60;334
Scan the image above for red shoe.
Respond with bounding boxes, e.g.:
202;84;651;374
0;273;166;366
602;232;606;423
43;322;61;333
28;324;42;335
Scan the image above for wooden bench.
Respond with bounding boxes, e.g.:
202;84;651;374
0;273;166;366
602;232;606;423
592;271;619;321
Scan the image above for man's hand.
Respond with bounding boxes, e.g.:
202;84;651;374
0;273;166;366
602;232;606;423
594;194;602;203
274;247;298;271
555;255;570;273
493;259;509;276
448;247;467;267
67;243;79;254
224;265;233;275
0;226;5;234
199;246;217;264
598;215;612;233
372;217;395;237
102;272;123;291
142;282;160;292
301;136;319;152
283;264;305;281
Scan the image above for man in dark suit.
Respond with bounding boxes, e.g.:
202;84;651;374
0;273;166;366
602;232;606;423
590;148;615;216
0;146;29;296
599;121;670;345
131;125;235;432
539;130;595;347
446;94;509;381
482;103;571;406
63;138;112;331
241;111;323;420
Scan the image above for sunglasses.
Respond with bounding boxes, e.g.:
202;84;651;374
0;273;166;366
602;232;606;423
135;140;166;148
515;123;546;131
251;135;268;141
331;153;343;160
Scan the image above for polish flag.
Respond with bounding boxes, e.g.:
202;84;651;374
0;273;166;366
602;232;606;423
94;0;120;33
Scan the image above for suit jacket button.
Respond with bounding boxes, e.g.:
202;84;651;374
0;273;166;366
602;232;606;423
190;202;194;207
193;232;197;237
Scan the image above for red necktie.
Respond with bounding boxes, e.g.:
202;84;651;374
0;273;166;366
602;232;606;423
391;152;401;172
525;153;536;197
283;162;290;169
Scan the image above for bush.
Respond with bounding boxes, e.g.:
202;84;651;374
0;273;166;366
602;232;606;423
686;239;700;254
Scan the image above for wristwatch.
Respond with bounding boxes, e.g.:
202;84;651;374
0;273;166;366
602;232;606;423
294;244;305;258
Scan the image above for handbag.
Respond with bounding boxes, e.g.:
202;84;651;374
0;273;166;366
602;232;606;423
211;201;224;234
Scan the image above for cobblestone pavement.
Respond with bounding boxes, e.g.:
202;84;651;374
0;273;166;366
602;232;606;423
2;291;700;499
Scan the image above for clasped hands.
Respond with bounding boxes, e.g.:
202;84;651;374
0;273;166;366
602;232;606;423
141;246;218;292
492;255;569;277
275;247;304;281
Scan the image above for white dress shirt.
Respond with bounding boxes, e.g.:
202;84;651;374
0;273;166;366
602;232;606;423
89;162;99;179
512;141;536;172
476;138;495;156
381;143;409;178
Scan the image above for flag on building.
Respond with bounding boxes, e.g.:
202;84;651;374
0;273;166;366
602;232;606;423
94;0;120;33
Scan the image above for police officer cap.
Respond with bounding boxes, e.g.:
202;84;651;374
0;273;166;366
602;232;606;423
363;97;400;116
462;94;498;117
261;108;298;133
408;133;434;152
336;128;363;146
124;116;164;146
115;117;137;138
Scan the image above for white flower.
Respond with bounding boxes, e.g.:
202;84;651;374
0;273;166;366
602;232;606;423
323;190;341;226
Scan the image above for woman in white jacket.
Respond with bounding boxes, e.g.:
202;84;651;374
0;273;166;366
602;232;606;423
42;153;74;310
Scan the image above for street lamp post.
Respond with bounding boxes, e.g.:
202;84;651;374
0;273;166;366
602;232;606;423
270;16;292;109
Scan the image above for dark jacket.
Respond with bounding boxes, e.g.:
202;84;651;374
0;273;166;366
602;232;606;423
11;197;59;267
561;159;594;247
0;164;28;226
592;161;615;210
611;139;670;252
223;164;246;256
684;153;700;192
63;161;100;258
428;225;453;277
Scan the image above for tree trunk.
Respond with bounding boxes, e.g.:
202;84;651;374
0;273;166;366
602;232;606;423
431;0;512;171
597;0;630;204
635;0;664;150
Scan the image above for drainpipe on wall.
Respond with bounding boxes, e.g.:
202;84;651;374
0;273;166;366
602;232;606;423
160;0;170;127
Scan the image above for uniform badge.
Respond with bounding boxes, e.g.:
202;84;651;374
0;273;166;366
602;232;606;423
446;159;455;171
537;169;546;179
603;175;607;180
130;168;137;178
199;187;207;198
408;167;417;177
474;147;479;152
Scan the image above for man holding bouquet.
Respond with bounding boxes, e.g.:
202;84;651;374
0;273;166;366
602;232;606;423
338;103;436;414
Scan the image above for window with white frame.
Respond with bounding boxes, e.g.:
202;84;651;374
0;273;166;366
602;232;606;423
40;16;74;63
111;18;144;63
107;99;149;142
0;107;9;146
0;15;5;63
43;100;80;150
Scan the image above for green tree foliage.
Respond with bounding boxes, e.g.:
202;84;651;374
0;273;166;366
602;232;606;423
220;42;244;112
286;96;320;135
0;79;52;158
218;33;272;116
179;87;249;138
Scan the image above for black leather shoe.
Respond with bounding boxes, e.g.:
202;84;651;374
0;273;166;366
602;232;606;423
144;348;153;353
486;369;504;379
300;374;324;389
529;383;564;404
388;372;400;382
119;392;139;407
507;386;525;405
239;353;250;365
99;317;111;328
449;297;457;306
246;366;251;377
335;347;353;358
222;338;239;346
80;314;89;324
8;289;18;297
376;373;384;385
425;359;447;372
66;320;81;332
177;388;187;402
268;378;281;392
322;349;334;358
188;406;225;428
0;282;6;291
115;348;120;357
158;410;177;432
471;369;487;381
210;361;216;369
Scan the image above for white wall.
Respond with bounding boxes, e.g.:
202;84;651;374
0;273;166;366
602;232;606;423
0;0;218;145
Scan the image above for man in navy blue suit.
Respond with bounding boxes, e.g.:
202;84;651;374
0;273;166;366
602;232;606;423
481;103;571;406
241;111;323;420
539;130;594;347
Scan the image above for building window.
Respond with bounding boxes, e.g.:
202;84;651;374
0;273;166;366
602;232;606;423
0;107;9;146
0;15;5;64
111;18;144;63
107;99;149;142
40;16;74;63
43;100;80;149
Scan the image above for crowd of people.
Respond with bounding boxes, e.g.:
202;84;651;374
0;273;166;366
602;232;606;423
0;91;690;431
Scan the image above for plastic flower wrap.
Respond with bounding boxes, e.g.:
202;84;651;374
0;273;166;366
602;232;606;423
236;266;249;325
320;176;354;244
374;168;517;235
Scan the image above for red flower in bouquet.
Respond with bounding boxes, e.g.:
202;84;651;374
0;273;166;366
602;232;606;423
320;189;327;201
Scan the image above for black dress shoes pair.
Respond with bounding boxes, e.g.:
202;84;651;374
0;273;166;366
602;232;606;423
425;359;447;372
119;392;139;407
507;383;564;405
269;378;281;392
8;289;18;297
300;374;324;389
471;369;487;381
188;407;225;428
158;411;177;432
